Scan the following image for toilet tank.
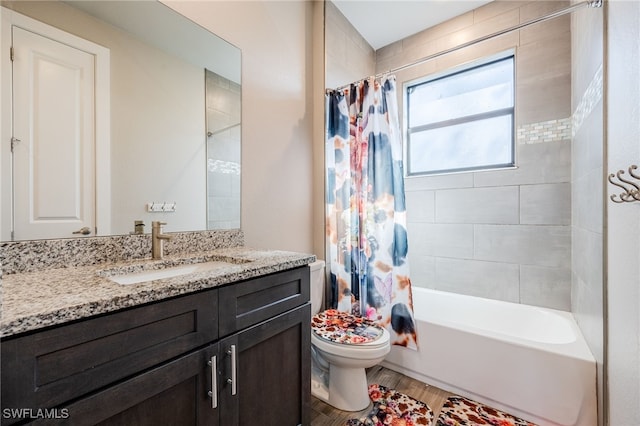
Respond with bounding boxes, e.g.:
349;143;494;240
309;260;325;315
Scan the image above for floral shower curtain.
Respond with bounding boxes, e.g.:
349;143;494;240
325;76;417;349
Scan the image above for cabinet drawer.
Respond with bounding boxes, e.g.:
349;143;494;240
218;267;309;337
1;290;217;419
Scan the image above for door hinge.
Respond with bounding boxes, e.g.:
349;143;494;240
10;46;14;62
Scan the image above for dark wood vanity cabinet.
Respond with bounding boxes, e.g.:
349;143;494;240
1;266;311;426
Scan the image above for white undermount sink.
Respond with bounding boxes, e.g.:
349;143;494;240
105;260;237;285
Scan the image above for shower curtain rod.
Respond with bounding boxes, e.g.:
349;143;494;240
206;122;241;137
330;0;602;93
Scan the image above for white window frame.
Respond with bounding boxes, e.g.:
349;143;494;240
403;50;516;177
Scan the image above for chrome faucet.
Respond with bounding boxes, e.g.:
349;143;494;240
151;221;172;259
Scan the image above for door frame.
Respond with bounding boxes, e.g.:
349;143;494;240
0;7;110;240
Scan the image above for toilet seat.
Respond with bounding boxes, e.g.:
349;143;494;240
311;329;390;350
311;309;388;348
311;323;390;360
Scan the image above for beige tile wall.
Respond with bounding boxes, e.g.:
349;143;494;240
325;1;579;310
377;1;571;127
376;1;573;309
325;1;375;89
570;2;604;424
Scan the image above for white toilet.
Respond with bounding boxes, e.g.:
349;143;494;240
309;260;391;412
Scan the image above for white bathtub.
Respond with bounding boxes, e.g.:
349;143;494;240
381;288;596;426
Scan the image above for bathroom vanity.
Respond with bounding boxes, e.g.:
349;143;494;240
1;241;314;426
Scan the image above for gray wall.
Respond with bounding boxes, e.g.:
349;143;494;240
206;70;241;230
377;1;573;310
571;2;604;424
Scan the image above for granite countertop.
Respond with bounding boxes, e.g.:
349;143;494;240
1;247;316;338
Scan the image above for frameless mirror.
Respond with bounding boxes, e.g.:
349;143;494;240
0;0;241;241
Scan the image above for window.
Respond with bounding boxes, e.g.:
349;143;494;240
405;53;515;176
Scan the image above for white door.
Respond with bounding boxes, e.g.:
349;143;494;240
11;26;96;240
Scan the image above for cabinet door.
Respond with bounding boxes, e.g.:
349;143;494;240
36;345;219;426
57;345;220;426
218;303;311;426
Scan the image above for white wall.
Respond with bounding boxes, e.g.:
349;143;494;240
164;0;316;254
108;29;206;234
1;1;207;236
606;1;640;424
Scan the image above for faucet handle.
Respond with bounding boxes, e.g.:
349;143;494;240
152;221;167;227
131;220;145;235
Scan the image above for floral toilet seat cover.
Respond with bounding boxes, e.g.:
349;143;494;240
311;309;385;344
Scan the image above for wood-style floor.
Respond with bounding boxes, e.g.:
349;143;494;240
310;365;453;425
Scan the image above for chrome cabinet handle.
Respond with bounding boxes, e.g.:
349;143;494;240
227;345;237;396
207;355;218;409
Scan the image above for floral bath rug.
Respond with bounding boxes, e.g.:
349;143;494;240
346;384;434;426
436;395;538;426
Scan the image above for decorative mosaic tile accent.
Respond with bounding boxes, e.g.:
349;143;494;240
207;159;241;175
517;118;572;145
0;229;244;275
572;64;603;137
